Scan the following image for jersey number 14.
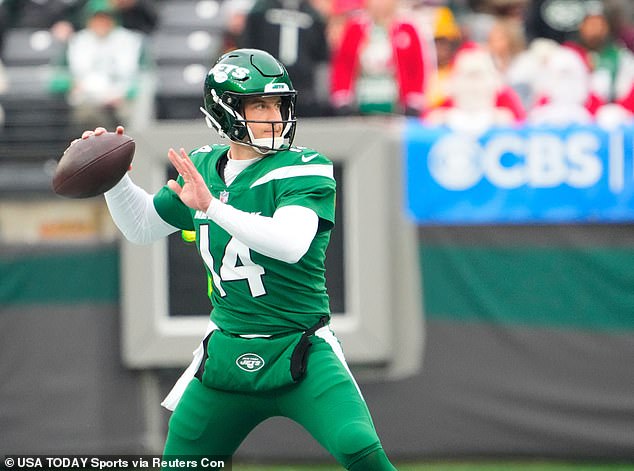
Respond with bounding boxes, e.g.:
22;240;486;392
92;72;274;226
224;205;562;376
198;224;266;297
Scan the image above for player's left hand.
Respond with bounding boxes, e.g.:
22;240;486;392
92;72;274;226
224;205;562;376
167;147;213;212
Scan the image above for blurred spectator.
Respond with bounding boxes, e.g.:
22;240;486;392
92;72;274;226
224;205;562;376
459;0;526;44
309;0;334;20
219;0;255;53
400;0;448;99
423;46;519;134
504;37;559;109
459;11;495;45
424;6;463;109
485;16;539;111
326;0;364;51
603;0;634;52
465;0;527;19
49;0;150;132
110;0;158;35
239;0;330;117
400;0;444;44
486;17;526;74
525;0;592;44
565;2;634;113
528;45;601;125
0;0;84;51
330;0;428;116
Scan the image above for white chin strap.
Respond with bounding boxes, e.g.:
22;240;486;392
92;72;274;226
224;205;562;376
200;100;288;154
200;107;227;138
246;125;284;154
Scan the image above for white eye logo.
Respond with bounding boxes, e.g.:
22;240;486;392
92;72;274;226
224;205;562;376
210;64;250;83
428;134;483;190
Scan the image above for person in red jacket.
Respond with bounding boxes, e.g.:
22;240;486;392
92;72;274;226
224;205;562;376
563;3;634;119
423;46;523;134
329;0;428;115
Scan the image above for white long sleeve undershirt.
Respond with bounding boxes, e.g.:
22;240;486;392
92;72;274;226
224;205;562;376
104;174;179;245
104;174;319;264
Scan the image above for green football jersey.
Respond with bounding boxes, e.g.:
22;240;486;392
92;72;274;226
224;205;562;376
153;144;336;335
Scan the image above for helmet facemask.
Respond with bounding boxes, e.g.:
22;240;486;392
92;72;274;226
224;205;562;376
201;90;296;154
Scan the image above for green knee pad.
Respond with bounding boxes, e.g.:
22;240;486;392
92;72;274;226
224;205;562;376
334;421;396;469
335;420;379;454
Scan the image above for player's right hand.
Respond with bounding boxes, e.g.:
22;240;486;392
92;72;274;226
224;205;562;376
76;125;131;170
81;125;124;140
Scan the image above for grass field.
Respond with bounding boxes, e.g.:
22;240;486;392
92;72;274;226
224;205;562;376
234;462;634;471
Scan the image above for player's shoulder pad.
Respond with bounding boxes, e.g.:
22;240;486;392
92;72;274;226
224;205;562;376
283;145;332;166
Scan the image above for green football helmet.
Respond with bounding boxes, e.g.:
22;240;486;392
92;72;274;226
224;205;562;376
201;48;297;153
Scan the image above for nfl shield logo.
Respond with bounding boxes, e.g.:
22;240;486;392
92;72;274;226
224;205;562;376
219;191;229;203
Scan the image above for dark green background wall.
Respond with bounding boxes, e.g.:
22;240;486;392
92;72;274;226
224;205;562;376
2;227;634;459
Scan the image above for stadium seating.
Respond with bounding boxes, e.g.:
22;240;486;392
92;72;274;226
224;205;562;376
150;29;221;66
1;29;65;66
0;64;74;194
156;0;225;33
0;26;73;176
151;1;225;120
154;64;207;120
0;0;227;186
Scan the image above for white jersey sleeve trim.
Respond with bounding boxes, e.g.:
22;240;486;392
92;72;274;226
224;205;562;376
104;174;180;245
249;164;334;188
206;199;318;264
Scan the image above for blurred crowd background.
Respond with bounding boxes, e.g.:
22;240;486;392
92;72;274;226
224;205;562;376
0;0;632;157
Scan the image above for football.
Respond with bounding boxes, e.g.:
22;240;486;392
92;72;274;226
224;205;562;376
52;132;135;198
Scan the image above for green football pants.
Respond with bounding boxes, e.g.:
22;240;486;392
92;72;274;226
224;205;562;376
163;333;396;470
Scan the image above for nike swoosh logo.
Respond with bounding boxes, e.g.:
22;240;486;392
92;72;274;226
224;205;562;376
302;153;319;163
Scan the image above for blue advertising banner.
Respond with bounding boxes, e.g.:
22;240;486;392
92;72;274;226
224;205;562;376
405;121;634;224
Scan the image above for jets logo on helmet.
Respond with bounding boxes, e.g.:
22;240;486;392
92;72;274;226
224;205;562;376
201;48;297;154
264;83;290;92
209;64;250;83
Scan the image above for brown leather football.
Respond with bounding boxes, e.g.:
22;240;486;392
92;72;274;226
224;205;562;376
52;132;135;198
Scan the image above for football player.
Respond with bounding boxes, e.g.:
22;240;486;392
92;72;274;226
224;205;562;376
88;48;397;470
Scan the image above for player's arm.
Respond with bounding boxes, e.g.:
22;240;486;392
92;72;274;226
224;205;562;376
167;147;318;263
105;174;180;245
75;125;180;244
208;202;318;264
